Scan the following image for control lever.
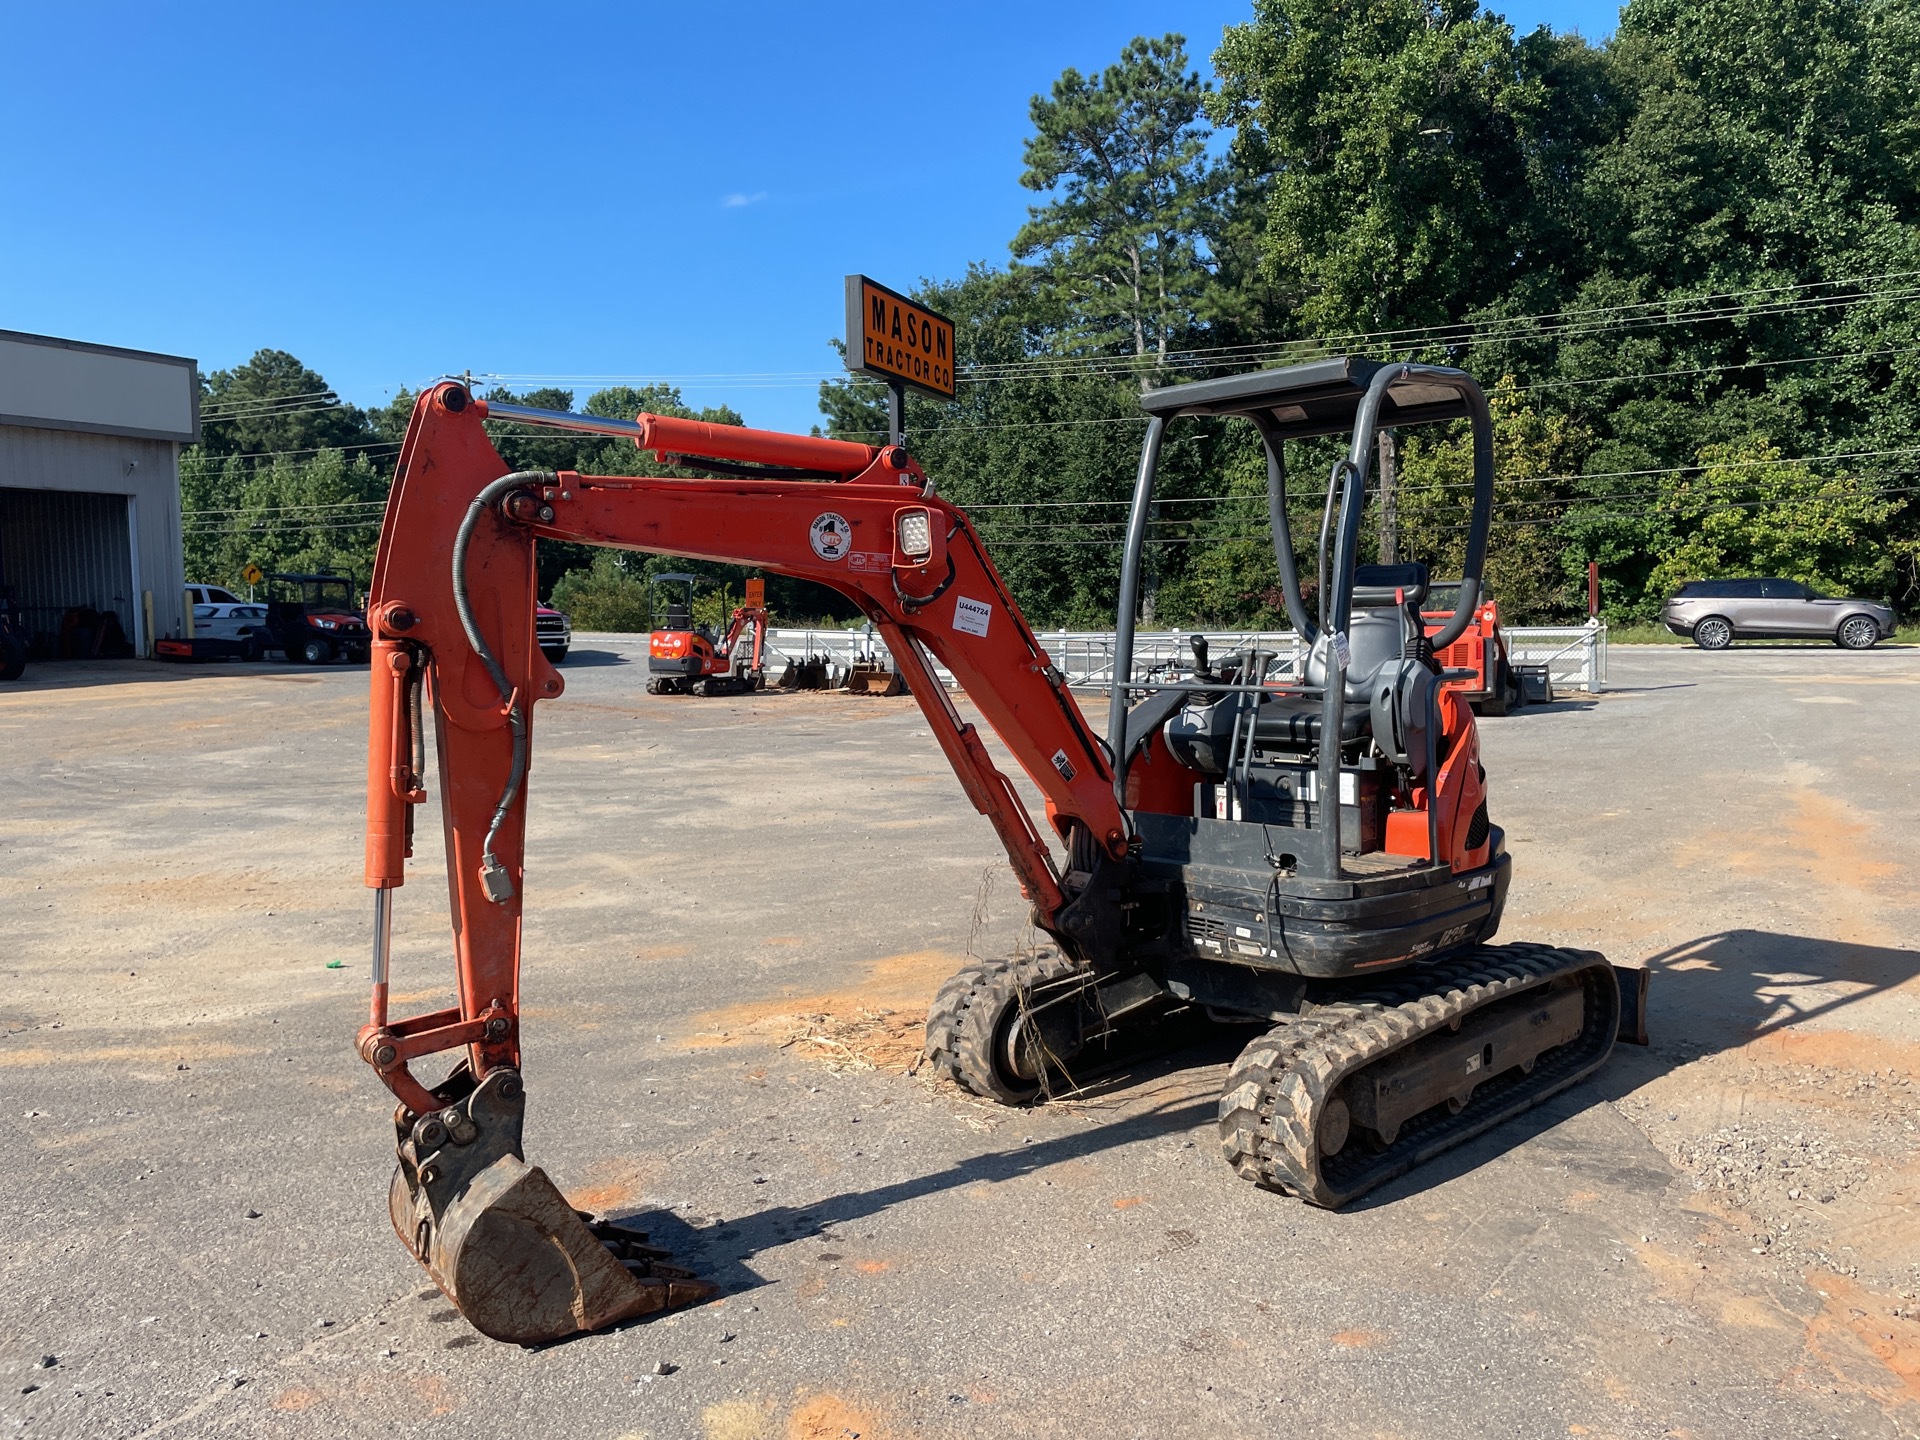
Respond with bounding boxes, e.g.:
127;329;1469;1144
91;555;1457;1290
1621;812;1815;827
1190;634;1213;680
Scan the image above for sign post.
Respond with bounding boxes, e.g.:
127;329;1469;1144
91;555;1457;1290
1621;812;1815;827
844;275;956;447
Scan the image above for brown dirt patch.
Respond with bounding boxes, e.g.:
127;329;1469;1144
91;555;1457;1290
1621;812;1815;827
681;949;962;1072
635;943;694;961
97;869;288;914
853;1259;892;1274
1112;1195;1146;1210
1332;1328;1387;1348
410;1374;457;1417
1802;1270;1920;1409
272;1386;324;1411
788;1392;887;1440
1676;788;1902;944
1748;1027;1920;1076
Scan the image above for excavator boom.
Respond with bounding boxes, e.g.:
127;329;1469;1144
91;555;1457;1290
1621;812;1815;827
358;384;1125;1340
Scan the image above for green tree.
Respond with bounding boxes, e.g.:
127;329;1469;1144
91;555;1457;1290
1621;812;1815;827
548;552;653;631
1644;440;1900;604
1210;0;1566;336
1015;34;1227;363
181;446;387;589
197;349;374;461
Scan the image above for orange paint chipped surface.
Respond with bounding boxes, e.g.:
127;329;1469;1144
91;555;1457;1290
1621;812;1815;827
1112;1195;1146;1210
566;1158;654;1215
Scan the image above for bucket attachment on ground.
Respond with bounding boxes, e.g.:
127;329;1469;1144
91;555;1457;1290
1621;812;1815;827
387;1066;713;1345
845;659;906;695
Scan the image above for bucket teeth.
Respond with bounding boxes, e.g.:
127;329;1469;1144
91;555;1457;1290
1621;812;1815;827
387;1067;714;1344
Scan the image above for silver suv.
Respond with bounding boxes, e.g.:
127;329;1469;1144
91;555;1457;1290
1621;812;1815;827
1661;578;1896;650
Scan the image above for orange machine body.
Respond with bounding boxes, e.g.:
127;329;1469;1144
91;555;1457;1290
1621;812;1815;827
358;384;1500;1117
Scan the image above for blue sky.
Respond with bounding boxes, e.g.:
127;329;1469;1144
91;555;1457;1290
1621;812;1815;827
0;1;1621;436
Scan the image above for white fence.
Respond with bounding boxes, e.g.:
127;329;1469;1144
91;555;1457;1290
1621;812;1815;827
764;621;1607;694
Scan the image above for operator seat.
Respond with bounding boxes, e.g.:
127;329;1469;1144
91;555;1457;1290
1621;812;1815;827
1158;563;1438;777
664;603;693;630
1256;562;1431;746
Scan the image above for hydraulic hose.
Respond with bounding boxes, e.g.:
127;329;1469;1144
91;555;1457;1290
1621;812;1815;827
451;469;556;903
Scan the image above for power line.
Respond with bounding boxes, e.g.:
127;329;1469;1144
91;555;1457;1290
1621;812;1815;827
182;437;1920;528
199;319;1920;443
478;266;1920;391
972;482;1920;546
184;439;404;463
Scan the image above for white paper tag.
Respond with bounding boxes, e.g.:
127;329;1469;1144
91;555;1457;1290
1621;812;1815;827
953;595;992;638
1330;630;1351;669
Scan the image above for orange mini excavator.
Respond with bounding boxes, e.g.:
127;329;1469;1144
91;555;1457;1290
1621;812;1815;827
357;362;1648;1344
644;572;769;695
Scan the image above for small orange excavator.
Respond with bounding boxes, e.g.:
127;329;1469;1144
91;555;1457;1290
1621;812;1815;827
356;362;1646;1344
645;573;769;695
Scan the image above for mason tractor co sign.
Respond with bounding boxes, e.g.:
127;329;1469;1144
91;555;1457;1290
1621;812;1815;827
845;275;956;401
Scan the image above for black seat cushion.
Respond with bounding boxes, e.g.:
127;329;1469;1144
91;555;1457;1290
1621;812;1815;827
1250;693;1370;747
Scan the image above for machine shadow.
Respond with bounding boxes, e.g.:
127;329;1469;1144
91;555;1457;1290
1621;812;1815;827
556;648;630;667
1498;695;1599;714
603;931;1919;1299
603;1055;1228;1307
1354;928;1920;1207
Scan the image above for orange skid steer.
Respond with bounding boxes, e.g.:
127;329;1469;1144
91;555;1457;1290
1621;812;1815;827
357;365;1646;1344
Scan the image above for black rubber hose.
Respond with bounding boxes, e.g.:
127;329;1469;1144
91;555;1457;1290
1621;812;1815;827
451;470;555;900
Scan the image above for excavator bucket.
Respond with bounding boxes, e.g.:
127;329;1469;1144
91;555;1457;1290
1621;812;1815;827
386;1066;713;1345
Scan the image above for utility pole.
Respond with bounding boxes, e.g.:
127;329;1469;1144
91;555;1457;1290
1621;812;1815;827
1377;428;1399;565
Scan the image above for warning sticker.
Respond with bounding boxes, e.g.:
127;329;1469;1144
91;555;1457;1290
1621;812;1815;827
1050;748;1077;782
809;512;852;562
953;595;992;638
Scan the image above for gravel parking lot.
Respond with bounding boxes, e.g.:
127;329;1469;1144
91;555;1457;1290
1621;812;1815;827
3;638;1918;1439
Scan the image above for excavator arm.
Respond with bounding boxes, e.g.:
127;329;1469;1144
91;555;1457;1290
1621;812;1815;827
356;382;1127;1342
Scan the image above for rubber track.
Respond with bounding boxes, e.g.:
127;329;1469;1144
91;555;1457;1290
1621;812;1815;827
923;948;1079;1104
1218;942;1618;1207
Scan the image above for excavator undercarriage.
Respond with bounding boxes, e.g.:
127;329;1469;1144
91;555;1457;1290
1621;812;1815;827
356;361;1645;1343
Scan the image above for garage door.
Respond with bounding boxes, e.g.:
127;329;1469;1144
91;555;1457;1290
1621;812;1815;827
0;487;136;658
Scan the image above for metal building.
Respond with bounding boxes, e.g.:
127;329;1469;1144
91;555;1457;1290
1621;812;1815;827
0;330;199;659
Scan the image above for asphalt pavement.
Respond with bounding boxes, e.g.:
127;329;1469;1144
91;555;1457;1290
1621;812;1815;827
2;638;1917;1439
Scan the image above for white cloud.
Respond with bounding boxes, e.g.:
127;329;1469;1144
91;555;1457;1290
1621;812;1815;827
720;191;768;209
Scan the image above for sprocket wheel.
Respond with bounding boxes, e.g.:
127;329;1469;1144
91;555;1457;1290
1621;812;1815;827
923;948;1087;1105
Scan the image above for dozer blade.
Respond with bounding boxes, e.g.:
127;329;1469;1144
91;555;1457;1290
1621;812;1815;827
387;1066;714;1345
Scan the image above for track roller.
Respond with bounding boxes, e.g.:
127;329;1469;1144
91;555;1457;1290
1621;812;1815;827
1218;942;1619;1207
923;948;1089;1103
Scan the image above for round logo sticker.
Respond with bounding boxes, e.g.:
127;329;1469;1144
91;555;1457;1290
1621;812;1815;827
809;512;852;562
